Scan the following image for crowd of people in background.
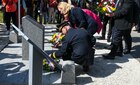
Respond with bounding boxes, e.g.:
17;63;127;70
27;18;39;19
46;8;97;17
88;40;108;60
0;0;140;72
0;0;139;33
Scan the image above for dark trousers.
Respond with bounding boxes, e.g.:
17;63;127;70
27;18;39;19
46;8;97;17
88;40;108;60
110;27;132;55
136;15;140;32
102;16;114;39
39;12;48;24
5;12;17;31
62;49;95;66
136;20;140;32
34;9;39;21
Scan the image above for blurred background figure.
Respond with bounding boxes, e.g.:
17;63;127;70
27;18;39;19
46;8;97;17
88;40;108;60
98;15;114;42
48;0;58;24
133;0;140;33
2;0;18;34
103;0;134;59
33;0;40;22
39;0;48;24
25;0;33;17
16;0;27;28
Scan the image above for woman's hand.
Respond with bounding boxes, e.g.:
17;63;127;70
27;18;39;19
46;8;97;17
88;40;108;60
105;13;114;17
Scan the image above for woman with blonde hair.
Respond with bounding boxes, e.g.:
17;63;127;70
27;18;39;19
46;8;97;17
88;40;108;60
57;2;98;46
57;2;74;20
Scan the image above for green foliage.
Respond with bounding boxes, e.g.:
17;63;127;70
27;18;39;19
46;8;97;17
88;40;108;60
94;0;116;14
43;59;52;71
0;11;4;23
95;6;105;14
43;58;60;72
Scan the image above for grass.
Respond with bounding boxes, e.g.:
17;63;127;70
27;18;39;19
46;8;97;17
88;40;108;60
0;11;4;23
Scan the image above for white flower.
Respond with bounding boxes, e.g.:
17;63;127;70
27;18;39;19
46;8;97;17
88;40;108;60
104;2;107;5
96;2;99;5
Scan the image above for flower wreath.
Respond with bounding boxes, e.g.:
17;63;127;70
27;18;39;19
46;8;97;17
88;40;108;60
95;0;116;14
50;33;65;48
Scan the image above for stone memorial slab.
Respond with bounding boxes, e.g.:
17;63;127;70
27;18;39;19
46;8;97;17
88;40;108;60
22;16;44;85
61;60;76;84
22;16;44;60
9;30;18;43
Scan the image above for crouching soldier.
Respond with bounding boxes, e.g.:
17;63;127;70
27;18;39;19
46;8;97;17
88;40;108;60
50;21;95;72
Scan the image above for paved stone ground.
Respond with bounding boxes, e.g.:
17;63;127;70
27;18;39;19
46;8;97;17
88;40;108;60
0;24;9;52
131;28;140;62
0;24;140;85
0;36;9;52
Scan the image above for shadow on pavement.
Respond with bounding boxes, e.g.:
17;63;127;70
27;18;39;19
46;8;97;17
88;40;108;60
131;37;140;59
95;41;110;50
5;45;22;48
76;76;93;84
0;37;9;52
0;62;28;84
87;55;131;78
132;36;140;43
0;53;21;60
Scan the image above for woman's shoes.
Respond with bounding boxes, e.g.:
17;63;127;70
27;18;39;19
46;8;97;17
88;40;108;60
102;53;115;60
83;65;89;72
123;50;130;54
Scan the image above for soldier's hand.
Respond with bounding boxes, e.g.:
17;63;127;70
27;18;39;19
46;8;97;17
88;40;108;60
49;52;56;59
49;54;52;57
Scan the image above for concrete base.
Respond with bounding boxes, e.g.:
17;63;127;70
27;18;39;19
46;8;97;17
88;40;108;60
9;31;21;43
61;60;76;84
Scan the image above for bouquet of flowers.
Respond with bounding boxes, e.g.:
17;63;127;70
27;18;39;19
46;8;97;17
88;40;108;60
43;58;60;72
95;0;116;14
50;33;65;48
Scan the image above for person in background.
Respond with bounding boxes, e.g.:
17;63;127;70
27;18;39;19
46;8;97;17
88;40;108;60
133;0;140;33
77;0;87;8
136;20;140;33
2;0;18;34
48;0;58;23
102;0;134;59
16;0;26;28
50;21;95;72
98;15;114;42
40;0;48;24
0;0;2;5
25;0;33;17
33;0;40;22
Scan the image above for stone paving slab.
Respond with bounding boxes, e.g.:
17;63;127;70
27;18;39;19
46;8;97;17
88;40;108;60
0;39;140;85
0;24;9;52
131;29;140;62
0;36;9;52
